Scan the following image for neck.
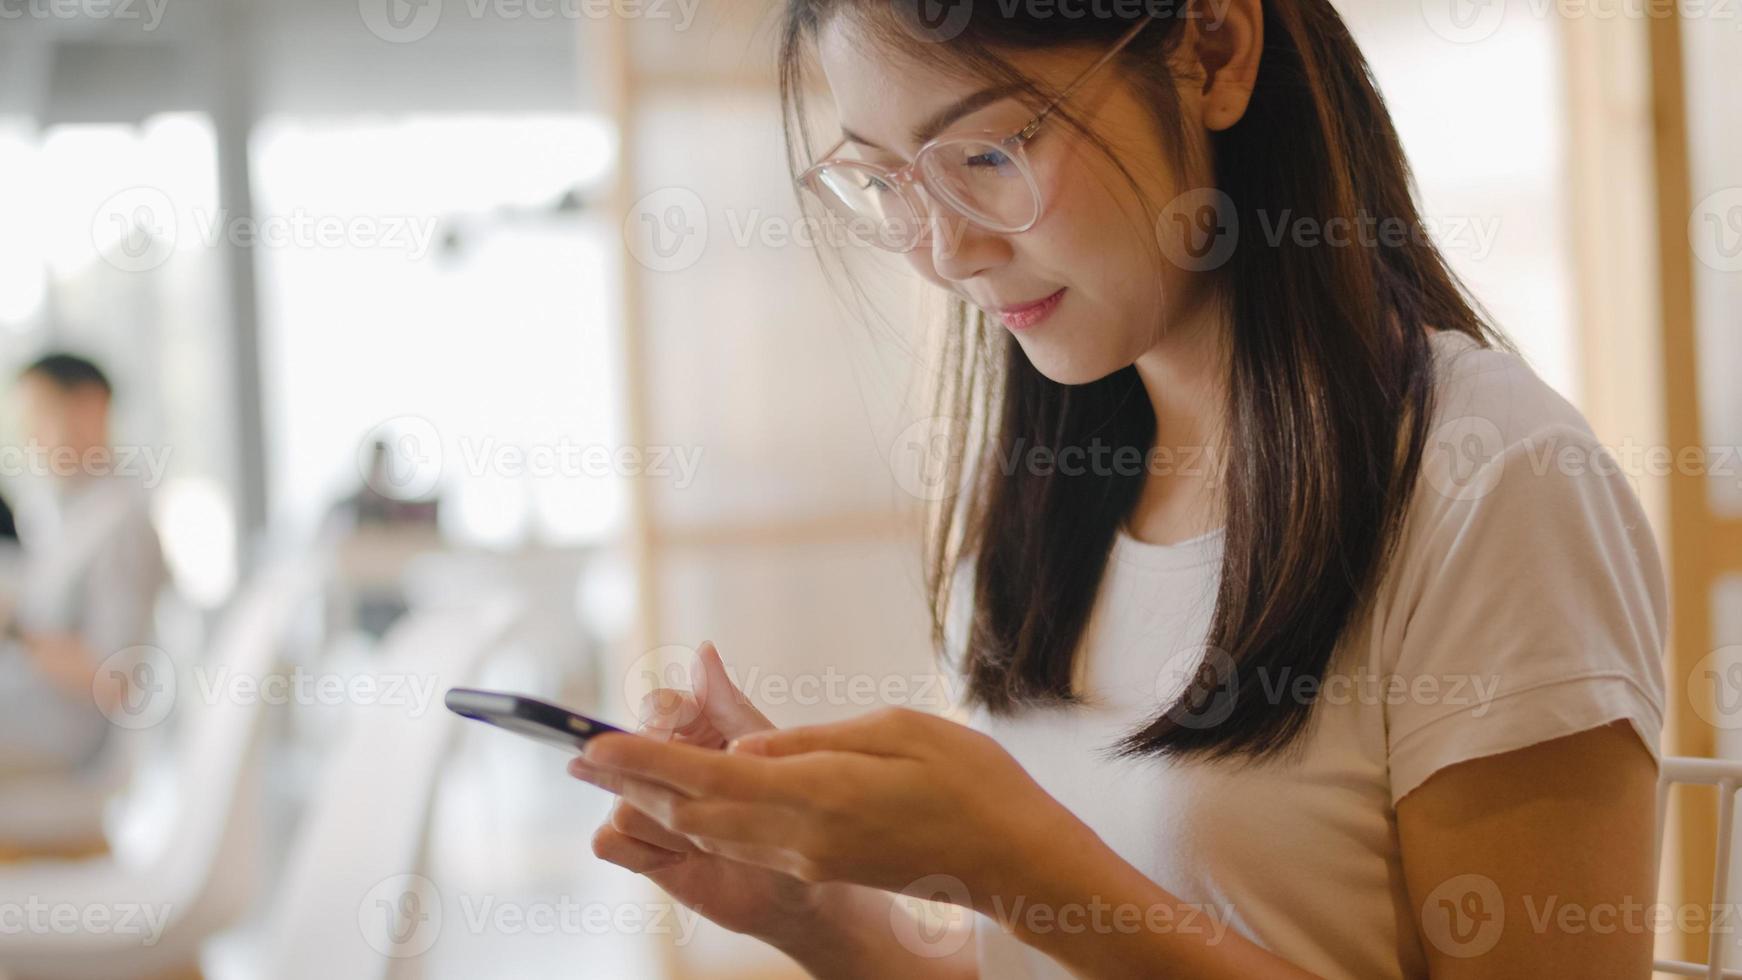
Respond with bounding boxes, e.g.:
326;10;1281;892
1124;296;1231;542
1132;294;1229;457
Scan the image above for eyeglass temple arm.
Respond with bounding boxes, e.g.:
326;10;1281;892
795;136;851;185
1015;15;1156;143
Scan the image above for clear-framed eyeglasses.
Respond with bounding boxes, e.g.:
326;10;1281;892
795;16;1155;253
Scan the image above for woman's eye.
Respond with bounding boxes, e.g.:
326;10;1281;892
965;149;1012;169
858;173;895;193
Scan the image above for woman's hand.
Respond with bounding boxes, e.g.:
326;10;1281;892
579;667;1310;979
569;642;878;952
578;699;1097;910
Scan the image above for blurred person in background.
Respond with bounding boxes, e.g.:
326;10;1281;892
0;353;167;779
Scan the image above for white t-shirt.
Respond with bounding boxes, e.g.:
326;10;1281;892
961;328;1669;979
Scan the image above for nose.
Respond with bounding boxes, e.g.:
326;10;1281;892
912;195;1010;283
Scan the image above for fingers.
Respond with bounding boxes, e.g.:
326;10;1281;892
584;732;800;804
610;798;696;854
634;642;772;749
615;778;797;852
568;756;628;794
730;707;926;759
592;801;799;884
685;836;806;879
591;823;687;875
692;641;776;740
637;689;714;743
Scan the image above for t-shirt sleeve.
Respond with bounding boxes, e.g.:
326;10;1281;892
1384;422;1669;806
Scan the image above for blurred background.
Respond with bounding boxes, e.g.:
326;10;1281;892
0;0;1736;977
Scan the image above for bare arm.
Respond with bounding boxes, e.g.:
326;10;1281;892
1397;721;1658;976
775;884;979;980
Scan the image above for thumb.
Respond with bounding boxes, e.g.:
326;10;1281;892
635;688;701;738
693;641;774;740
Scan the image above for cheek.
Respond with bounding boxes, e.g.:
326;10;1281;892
902;249;938;283
1025;160;1157;296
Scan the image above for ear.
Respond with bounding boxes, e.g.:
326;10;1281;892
1188;0;1264;132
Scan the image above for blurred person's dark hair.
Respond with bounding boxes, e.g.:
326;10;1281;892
21;353;113;398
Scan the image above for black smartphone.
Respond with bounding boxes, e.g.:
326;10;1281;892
444;687;632;754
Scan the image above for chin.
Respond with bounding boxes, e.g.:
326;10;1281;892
1014;338;1125;386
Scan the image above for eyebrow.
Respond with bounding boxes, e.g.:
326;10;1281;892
840;83;1024;152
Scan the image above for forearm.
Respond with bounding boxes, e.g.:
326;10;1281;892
771;883;977;980
980;825;1319;980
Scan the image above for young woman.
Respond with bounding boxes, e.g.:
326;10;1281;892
570;1;1669;976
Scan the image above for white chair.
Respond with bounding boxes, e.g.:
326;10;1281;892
0;554;325;979
1656;756;1742;979
0;588;198;853
250;592;524;980
0;729;147;855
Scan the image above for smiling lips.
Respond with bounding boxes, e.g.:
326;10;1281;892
994;288;1066;331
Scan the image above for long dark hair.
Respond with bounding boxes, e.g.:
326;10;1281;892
777;0;1516;765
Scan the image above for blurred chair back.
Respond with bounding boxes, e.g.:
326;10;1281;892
141;554;327;933
0;579;203;856
0;552;325;979
261;593;524;980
